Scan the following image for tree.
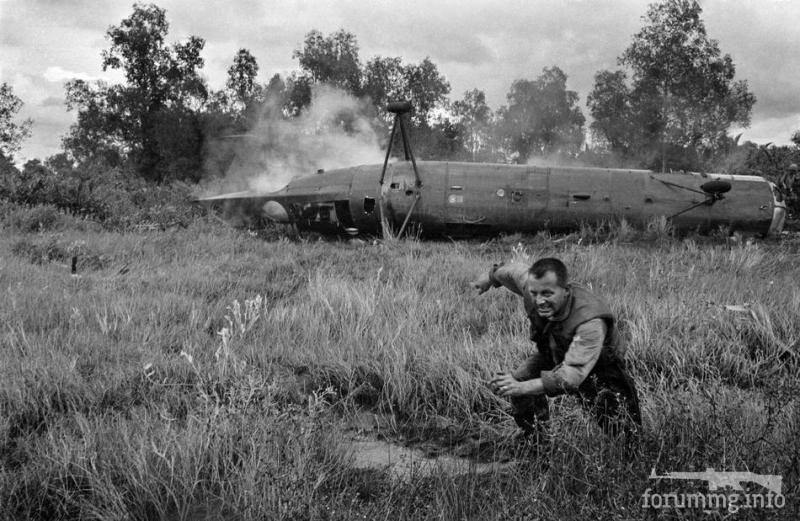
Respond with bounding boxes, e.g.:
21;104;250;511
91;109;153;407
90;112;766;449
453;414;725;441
293;29;362;96
404;58;451;127
0;153;19;185
361;56;405;114
414;116;470;161
101;4;207;107
285;73;313;116
264;74;288;102
361;56;450;127
0;83;32;158
498;66;585;163
588;0;755;171
287;29;363;115
64;3;208;182
586;70;633;155
451;89;494;161
289;29;451;128
62;80;125;166
226;49;261;111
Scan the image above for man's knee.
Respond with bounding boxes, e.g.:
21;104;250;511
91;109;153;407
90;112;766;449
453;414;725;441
511;395;550;433
591;388;641;437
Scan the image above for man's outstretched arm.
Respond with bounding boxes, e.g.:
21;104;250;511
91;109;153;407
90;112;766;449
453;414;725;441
472;262;530;296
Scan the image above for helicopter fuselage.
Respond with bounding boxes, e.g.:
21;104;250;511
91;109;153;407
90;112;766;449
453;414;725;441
202;160;785;237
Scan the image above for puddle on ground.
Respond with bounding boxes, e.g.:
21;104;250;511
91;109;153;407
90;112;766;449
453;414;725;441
346;437;518;481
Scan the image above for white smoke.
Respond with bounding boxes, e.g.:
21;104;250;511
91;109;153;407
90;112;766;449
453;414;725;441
526;152;590;169
203;85;384;196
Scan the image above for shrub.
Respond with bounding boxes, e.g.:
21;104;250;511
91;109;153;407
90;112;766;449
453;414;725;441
10;235;110;270
0;202;96;233
0;159;202;232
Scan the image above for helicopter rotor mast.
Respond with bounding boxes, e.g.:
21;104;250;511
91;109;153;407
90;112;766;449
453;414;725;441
379;101;423;238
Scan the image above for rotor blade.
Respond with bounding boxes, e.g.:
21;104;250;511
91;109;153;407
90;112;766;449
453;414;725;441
195;190;266;201
651;176;708;196
668;199;712;220
396;192;421;238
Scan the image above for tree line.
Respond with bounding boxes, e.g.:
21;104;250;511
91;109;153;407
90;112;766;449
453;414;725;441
2;0;800;220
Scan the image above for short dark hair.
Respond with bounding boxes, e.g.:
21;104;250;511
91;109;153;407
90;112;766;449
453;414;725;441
529;257;568;287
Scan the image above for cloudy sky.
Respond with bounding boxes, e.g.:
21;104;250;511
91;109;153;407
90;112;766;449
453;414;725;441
1;0;799;163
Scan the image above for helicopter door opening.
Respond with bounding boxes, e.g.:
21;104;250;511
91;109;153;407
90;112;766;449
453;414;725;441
294;201;354;233
334;201;354;228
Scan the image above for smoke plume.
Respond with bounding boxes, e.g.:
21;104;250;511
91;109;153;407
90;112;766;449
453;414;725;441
201;85;384;196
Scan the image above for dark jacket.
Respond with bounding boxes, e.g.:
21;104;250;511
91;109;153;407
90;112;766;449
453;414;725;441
529;285;630;394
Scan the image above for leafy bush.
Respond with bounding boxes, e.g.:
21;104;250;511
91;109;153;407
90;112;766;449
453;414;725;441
10;235;68;264
10;235;110;270
0;159;202;232
99;180;201;231
0;202;97;233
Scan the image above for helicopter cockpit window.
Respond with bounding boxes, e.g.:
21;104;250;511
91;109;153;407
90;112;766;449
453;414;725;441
363;197;376;214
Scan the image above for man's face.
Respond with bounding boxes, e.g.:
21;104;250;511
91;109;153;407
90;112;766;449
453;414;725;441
525;271;569;320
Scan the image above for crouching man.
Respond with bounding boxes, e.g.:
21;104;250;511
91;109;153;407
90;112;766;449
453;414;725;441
474;257;641;438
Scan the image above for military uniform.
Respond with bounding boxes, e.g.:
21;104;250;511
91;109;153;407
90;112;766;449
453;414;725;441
490;264;641;437
780;164;800;218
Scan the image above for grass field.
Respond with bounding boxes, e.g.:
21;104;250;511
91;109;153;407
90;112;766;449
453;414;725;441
1;219;798;520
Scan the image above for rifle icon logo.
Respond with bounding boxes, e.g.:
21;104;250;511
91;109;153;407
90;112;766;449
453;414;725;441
649;468;782;495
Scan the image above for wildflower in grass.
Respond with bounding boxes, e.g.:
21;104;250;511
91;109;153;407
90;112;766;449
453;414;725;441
225;295;266;338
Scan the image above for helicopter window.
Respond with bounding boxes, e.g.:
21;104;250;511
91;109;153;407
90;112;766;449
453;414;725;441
390;182;400;189
363;197;376;214
318;205;332;221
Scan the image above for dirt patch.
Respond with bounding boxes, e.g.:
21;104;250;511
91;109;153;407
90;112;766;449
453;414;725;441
342;411;520;481
346;437;518;481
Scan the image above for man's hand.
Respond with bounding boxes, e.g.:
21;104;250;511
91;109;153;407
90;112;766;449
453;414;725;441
472;272;493;295
490;372;526;397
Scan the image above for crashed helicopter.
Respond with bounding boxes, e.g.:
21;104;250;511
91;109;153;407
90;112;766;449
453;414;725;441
199;102;787;238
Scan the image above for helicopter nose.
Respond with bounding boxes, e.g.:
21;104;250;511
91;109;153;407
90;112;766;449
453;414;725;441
263;201;290;223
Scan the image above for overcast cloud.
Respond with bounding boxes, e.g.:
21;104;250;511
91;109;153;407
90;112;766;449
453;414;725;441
1;0;799;163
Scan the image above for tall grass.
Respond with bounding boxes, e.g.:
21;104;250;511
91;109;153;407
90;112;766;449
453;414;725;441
1;221;798;519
